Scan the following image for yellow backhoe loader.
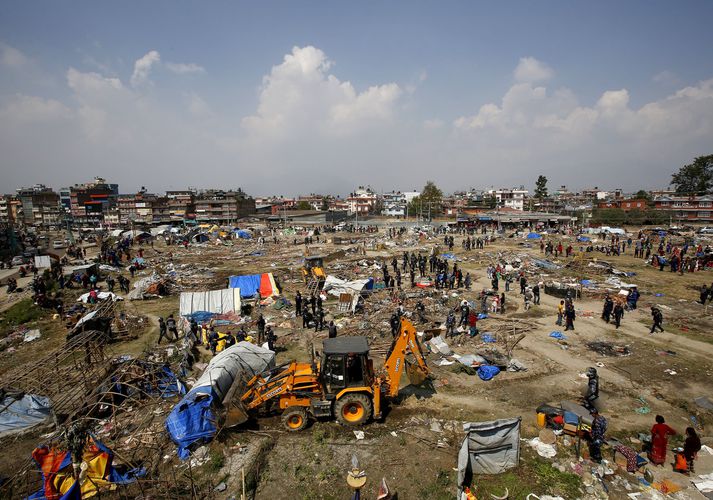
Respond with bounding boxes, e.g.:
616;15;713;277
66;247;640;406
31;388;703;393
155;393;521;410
235;318;430;431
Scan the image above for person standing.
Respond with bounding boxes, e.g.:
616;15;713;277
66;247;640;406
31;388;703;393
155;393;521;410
256;314;266;344
682;427;702;473
157;317;169;344
445;311;456;337
584;367;599;412
533;283;540;305
564;300;576;331
613;302;624;329
588;409;607;463
166;314;178;341
295;291;302;316
520;275;527;294
328;321;337;339
648;415;677;466
650;306;664;333
700;284;709;305
602;295;613;323
556;300;564;326
266;325;277;351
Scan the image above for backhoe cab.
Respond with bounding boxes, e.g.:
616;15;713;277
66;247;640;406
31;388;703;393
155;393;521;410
302;255;326;288
238;318;431;431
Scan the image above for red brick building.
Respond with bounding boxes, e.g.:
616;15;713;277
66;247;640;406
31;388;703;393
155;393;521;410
654;195;713;221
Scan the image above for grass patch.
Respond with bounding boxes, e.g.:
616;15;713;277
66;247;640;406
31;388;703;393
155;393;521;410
0;299;46;330
532;461;582;498
418;469;454;500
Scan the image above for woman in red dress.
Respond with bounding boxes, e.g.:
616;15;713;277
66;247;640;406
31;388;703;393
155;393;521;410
649;415;677;465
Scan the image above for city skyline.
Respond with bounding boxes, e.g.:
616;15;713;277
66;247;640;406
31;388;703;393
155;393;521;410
1;1;713;195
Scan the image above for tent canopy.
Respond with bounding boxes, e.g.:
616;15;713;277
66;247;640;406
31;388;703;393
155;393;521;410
179;288;242;316
228;273;279;298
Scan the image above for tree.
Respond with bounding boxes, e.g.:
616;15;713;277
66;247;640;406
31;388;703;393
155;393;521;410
407;181;443;220
296;201;312;210
534;175;548;200
671;155;713;195
321;197;330;211
635;189;651;201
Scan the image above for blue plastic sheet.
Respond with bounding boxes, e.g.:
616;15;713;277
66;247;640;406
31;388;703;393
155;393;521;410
165;387;217;460
549;331;566;340
187;311;216;323
526;232;542;239
0;393;51;437
477;313;488;320
228;274;262;298
481;334;496;343
477;365;500;381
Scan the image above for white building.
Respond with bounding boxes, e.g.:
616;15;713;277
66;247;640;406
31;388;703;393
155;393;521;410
486;187;528;211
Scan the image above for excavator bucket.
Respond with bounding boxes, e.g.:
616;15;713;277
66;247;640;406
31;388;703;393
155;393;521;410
406;362;427;386
223;401;250;428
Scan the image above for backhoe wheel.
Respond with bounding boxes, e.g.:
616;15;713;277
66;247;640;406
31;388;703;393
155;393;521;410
282;407;308;432
335;393;372;426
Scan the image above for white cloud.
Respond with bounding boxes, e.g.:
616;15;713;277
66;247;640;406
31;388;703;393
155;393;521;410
0;94;71;123
242;46;401;137
166;62;205;74
130;50;160;86
514;56;554;83
0;42;31;68
653;70;680;86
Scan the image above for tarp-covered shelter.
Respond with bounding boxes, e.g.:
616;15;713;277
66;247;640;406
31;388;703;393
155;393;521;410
33;255;52;269
322;276;372;312
0;392;52;438
179;288;242;317
458;418;521;490
228;273;279;298
77;291;123;303
165;342;275;459
235;229;252;239
526;232;542;239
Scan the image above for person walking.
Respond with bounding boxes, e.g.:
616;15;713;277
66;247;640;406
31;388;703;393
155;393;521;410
157;317;169;344
648;415;677;466
533;283;540;305
295;291;302;316
564;300;576;331
650;306;664;333
166;314;178;341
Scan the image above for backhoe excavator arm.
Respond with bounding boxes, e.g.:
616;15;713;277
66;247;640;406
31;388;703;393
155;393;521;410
381;318;430;398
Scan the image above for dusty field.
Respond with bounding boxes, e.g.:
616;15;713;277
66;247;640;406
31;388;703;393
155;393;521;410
1;228;712;499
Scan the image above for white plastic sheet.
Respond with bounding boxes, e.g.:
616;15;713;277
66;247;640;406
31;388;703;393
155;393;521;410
179;288;242;317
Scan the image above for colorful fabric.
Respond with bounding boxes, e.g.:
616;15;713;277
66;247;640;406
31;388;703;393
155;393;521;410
615;445;640;472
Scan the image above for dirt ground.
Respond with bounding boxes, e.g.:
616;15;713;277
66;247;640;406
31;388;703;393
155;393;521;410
1;226;712;499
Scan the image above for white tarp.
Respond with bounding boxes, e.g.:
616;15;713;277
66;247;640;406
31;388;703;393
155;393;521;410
34;255;51;269
0;393;52;437
322;275;370;312
179;288;242;317
77;291;123;303
193;341;275;403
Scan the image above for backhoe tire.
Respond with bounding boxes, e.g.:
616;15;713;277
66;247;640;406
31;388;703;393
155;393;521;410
335;393;372;426
282;407;308;432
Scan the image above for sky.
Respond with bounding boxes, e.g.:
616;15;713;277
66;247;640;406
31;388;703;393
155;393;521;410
1;1;713;197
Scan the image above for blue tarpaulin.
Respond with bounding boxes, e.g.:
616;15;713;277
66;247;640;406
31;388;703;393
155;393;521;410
236;229;252;239
477;365;500;381
477;313;488;320
165;386;217;460
481;334;496;343
0;393;51;437
228;274;262;298
549;331;566;340
526;232;542;239
577;236;591;242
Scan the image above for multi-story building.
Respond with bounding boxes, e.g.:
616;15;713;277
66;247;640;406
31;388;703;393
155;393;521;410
59;188;71;212
297;194;327;211
346;186;378;215
193;190;255;223
17;185;62;226
654;195;713;222
69;177;119;224
0;195;22;224
486;187;529;211
117;189;158;224
166;190;195;222
597;198;648;211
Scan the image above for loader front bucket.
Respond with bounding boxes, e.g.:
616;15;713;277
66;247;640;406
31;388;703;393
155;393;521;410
224;401;250;428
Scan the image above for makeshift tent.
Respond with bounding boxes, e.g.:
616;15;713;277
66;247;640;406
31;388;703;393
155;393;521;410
120;230;153;241
109;229;124;238
526;232;542;239
34;255;52;269
577;236;591;242
165;342;274;459
322;276;372;312
179;288;242;317
228;273;279;298
0;392;52;438
235;229;252;239
192;233;209;243
601;226;626;235
28;435;144;499
458;417;521;490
